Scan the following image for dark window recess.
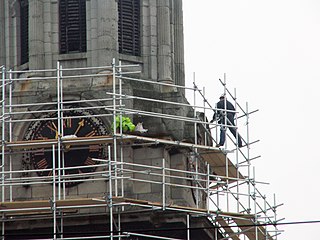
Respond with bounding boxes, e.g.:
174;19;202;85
118;0;141;56
20;0;29;64
59;0;87;54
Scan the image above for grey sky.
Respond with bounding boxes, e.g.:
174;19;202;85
183;1;320;239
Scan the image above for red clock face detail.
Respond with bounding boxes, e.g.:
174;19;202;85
24;108;109;187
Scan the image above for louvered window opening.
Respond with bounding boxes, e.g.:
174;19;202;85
59;0;87;54
20;0;29;64
118;0;141;56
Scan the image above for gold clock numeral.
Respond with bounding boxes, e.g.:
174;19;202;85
47;121;57;132
74;119;85;136
63;118;72;128
84;157;96;166
36;136;48;140
37;158;48;169
89;145;100;152
85;130;96;137
47;121;59;139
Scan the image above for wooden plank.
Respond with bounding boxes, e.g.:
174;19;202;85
216;217;241;240
233;218;272;240
6;134;179;150
5;209;77;217
1;197;254;220
112;197;254;219
5;135;132;150
0;198;108;213
199;149;244;181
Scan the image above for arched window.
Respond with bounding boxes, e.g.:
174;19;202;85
59;0;87;54
118;0;141;56
20;0;29;64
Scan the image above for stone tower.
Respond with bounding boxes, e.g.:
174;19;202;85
0;1;282;240
0;1;219;239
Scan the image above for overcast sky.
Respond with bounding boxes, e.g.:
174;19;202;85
183;1;320;239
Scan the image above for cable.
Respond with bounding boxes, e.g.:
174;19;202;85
270;219;320;226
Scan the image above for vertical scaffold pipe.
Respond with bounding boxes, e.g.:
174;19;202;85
114;61;122;197
58;63;65;238
274;194;278;240
108;145;114;240
162;158;166;210
187;214;190;240
114;61;124;196
59;63;66;199
234;88;240;213
8;69;13;201
253;167;258;240
203;86;207;146
222;74;230;212
206;163;210;214
195;154;199;209
193;72;197;146
118;61;123;237
193;73;199;208
246;102;252;214
215;225;218;240
264;195;268;239
52;144;57;240
56;62;62;200
1;65;5;239
112;58;117;206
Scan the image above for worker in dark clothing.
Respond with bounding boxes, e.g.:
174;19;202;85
210;95;243;148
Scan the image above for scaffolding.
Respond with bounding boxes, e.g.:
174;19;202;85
0;60;283;239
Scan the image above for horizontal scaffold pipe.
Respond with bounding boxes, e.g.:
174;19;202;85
5;112;114;124
58;71;141;81
120;75;194;91
116;133;219;151
238;109;259;119
118;160;246;185
123;232;182;240
60;64;114;72
105;106;214;126
9;68;56;74
5;70;135;82
0;81;14;88
0;170;113;185
5;97;115;109
106;92;216;112
55;234;130;240
6;76;57;82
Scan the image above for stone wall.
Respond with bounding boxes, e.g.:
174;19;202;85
0;0;185;88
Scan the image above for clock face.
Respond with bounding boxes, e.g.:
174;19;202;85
24;108;109;187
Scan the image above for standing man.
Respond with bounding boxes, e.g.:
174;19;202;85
211;95;243;148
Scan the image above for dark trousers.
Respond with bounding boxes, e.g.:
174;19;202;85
219;115;242;147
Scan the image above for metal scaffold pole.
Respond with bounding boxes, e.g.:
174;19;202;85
108;145;114;240
222;74;230;213
57;61;62;200
8;69;13;202
52;144;57;240
1;65;5;240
